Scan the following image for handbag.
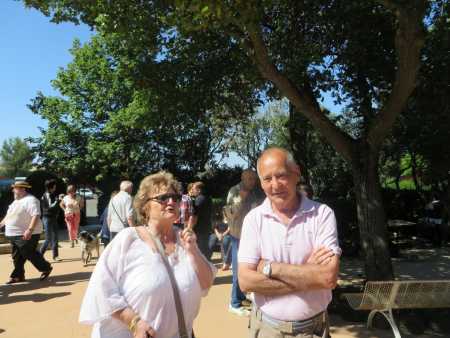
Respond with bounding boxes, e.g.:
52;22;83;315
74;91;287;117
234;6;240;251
147;231;189;338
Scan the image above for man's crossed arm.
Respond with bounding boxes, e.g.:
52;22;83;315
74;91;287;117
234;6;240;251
238;247;339;296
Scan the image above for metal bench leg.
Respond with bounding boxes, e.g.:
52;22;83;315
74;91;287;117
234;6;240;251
367;309;401;338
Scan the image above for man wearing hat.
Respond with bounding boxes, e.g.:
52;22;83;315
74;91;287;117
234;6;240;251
0;181;53;284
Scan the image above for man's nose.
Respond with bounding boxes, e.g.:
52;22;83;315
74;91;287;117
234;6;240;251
271;177;281;190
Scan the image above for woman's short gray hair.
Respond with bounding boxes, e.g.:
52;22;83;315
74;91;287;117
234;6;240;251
133;171;182;223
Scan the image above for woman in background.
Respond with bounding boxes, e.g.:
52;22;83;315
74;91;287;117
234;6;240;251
60;184;84;247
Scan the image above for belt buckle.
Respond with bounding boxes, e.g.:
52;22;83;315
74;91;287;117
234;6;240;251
280;321;293;334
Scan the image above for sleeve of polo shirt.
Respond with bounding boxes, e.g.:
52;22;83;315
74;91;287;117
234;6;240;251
237;211;261;265
125;195;134;219
317;205;342;256
27;197;41;217
226;186;237;205
107;200;112;222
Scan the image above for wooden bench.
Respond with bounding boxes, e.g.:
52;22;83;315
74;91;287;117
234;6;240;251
343;280;450;338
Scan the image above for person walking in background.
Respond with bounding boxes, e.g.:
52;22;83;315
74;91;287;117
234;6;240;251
107;180;134;241
60;184;84;248
424;193;447;247
191;181;213;258
99;190;118;247
238;148;341;338
39;179;62;261
0;181;52;284
176;183;195;229
226;169;261;317
208;207;232;270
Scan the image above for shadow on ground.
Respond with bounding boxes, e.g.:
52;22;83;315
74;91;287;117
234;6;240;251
0;271;92;306
213;274;233;286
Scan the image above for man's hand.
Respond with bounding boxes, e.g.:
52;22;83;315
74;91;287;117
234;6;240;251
306;247;335;265
257;259;266;274
305;247;339;289
23;228;33;240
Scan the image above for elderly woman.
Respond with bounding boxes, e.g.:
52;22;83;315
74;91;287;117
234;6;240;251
79;171;216;338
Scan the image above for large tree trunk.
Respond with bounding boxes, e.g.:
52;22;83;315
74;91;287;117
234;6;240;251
288;103;310;182
352;147;394;281
242;1;425;281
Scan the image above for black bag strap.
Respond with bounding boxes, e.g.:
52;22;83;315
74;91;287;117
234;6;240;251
110;201;128;228
147;230;189;338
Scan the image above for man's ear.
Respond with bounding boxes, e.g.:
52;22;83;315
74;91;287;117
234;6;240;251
290;163;301;177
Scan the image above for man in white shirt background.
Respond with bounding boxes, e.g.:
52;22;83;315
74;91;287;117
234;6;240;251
0;181;53;284
107;180;134;240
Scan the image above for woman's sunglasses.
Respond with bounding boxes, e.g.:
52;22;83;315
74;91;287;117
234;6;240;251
148;193;181;203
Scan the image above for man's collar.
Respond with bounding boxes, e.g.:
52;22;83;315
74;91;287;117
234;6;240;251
261;194;316;218
15;192;29;200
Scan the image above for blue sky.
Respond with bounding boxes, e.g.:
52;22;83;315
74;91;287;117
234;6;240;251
0;1;92;146
0;1;342;168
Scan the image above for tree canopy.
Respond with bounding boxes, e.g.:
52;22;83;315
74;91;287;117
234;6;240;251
22;0;441;280
28;33;259;184
0;137;34;178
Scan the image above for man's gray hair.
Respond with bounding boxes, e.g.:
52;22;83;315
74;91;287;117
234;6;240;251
120;180;133;192
256;148;298;176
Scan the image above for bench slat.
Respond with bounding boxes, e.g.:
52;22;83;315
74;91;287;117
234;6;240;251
344;280;450;311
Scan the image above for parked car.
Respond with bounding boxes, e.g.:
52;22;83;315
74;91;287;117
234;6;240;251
77;188;95;199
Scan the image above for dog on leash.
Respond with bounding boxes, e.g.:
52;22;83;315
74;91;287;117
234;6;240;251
79;230;100;266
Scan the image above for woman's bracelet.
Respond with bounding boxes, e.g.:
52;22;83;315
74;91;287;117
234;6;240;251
128;315;141;335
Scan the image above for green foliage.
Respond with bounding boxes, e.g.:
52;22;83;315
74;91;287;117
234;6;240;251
21;0;434;278
225;100;290;168
28;34;257;184
0;137;34;178
381;2;449;197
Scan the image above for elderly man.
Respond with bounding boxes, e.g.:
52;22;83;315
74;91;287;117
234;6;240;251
107;180;134;240
0;181;53;284
238;148;341;338
226;169;261;316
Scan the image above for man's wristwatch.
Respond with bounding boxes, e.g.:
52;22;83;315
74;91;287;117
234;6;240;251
262;261;272;278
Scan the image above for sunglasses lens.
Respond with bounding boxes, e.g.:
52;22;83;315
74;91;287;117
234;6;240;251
158;193;180;202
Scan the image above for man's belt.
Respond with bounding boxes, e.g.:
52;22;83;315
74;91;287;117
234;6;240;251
254;307;328;335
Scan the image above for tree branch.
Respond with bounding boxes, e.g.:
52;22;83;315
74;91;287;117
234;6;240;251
368;1;427;148
241;20;356;162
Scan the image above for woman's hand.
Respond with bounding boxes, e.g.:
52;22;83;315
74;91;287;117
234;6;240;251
180;227;198;253
134;319;156;338
180;228;214;289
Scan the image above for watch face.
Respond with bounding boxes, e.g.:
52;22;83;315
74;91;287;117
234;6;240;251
263;262;270;276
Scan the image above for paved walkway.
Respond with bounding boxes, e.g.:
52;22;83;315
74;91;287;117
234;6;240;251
1;243;449;337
